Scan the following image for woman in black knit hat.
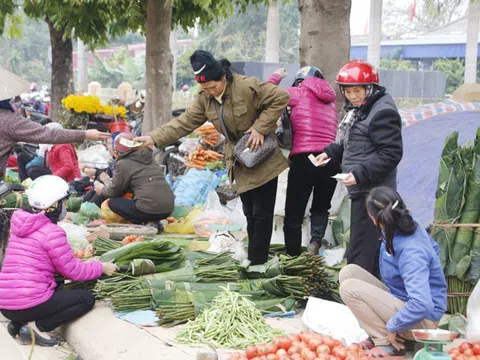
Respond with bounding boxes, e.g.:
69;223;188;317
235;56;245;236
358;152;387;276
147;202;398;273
135;50;290;265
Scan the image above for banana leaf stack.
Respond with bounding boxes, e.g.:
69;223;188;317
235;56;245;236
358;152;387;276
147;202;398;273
99;239;186;274
432;129;480;315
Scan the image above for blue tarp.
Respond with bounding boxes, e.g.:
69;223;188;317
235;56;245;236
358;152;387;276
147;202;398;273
397;111;480;227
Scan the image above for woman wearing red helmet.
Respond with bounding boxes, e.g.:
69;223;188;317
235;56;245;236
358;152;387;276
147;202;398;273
316;60;403;278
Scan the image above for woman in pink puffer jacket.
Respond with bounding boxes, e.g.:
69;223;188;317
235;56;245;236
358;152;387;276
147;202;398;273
0;175;118;346
267;66;339;257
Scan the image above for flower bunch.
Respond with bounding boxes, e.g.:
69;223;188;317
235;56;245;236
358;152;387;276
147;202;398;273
102;104;127;118
62;95;103;115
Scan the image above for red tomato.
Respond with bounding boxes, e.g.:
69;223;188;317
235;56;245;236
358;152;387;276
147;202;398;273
266;354;278;360
301;348;317;360
287;345;301;356
257;345;269;357
323;336;336;348
288;334;300;342
251;358;261;360
290;354;303;360
306;339;321;351
246;346;258;359
464;349;475;357
276;338;291;351
461;343;474;353
348;344;360;353
330;356;340;360
276;349;287;357
473;344;480;356
333;346;347;360
317;354;331;360
316;344;331;354
266;344;278;355
457;356;467;360
466;356;477;360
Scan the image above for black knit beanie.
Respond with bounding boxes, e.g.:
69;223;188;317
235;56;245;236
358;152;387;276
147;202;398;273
190;50;224;83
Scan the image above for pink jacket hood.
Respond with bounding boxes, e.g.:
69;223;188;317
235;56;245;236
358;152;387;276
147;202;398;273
0;210;103;310
267;73;338;156
299;77;336;104
10;209;49;237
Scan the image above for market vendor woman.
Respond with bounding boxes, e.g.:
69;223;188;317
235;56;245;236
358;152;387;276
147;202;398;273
339;186;447;358
135;50;290;265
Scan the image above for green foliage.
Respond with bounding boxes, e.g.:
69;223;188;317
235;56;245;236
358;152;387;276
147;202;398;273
88;46;145;88
433;58;465;95
0;16;51;84
379;58;416;71
195;0;299;63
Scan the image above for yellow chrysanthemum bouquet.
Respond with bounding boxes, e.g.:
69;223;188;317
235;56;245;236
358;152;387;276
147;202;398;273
59;94;128;129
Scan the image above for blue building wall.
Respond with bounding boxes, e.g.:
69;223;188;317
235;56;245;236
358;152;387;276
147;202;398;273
351;43;476;60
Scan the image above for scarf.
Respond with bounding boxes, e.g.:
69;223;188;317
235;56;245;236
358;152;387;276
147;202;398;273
336;86;387;143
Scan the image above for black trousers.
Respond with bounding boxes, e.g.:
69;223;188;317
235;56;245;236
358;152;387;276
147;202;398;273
240;177;278;265
1;289;95;332
83;189;107;207
284;154;339;256
27;165;51;180
348;196;381;277
109;197;170;225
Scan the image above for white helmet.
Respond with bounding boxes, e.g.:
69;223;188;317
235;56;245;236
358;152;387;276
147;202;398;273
27;175;70;210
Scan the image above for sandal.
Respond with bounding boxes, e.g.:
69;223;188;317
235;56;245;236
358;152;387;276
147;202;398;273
366;345;406;359
358;337;375;350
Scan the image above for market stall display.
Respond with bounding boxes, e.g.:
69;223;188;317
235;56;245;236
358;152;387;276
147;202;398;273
175;288;284;349
431;129;480;315
227;330;368;360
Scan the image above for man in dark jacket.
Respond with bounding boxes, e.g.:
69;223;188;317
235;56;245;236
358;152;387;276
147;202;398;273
94;132;174;224
316;60;403;277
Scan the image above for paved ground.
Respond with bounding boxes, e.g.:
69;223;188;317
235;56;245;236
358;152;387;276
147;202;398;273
0;314;78;360
1;302;465;360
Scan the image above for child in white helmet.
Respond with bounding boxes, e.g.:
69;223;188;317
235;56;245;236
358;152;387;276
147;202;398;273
0;175;118;346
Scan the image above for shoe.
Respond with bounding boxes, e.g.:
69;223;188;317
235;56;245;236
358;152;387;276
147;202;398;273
18;325;58;347
7;321;22;338
307;241;321;255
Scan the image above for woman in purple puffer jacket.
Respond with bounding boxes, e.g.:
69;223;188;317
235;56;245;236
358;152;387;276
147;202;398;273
0;175;118;346
268;66;339;256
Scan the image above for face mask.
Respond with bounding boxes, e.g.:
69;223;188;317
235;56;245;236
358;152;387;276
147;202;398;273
59;205;67;221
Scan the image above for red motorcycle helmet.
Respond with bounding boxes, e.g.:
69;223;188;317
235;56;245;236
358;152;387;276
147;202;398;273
114;131;135;153
336;60;379;86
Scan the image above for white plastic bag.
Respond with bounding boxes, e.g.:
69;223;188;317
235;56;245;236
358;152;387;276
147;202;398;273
77;144;112;169
302;296;368;346
466;280;480;343
58;222;89;251
208;231;249;265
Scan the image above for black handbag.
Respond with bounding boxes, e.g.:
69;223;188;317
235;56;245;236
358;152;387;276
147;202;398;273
214;102;277;168
275;108;292;150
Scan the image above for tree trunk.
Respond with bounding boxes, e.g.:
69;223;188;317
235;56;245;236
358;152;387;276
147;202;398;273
465;1;480;84
367;0;382;68
298;0;351;111
47;19;74;121
265;0;280;63
143;0;173;134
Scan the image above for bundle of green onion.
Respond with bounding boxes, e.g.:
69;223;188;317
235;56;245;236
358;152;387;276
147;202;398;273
93;236;123;256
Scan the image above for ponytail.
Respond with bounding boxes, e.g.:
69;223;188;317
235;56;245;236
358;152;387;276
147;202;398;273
219;58;236;82
366;187;417;255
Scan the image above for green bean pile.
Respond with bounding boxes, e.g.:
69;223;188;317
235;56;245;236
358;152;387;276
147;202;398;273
175;288;284;349
93;236;122;256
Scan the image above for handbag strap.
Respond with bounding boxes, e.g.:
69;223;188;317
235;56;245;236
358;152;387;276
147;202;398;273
213;101;232;143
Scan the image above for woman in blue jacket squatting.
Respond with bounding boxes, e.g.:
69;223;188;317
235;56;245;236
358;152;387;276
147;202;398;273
339;186;447;358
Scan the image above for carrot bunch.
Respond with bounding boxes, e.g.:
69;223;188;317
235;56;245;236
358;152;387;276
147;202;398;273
185;145;224;170
195;123;221;147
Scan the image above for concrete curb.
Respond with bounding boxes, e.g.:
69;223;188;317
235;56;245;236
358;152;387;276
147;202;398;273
0;326;27;360
59;302;195;360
